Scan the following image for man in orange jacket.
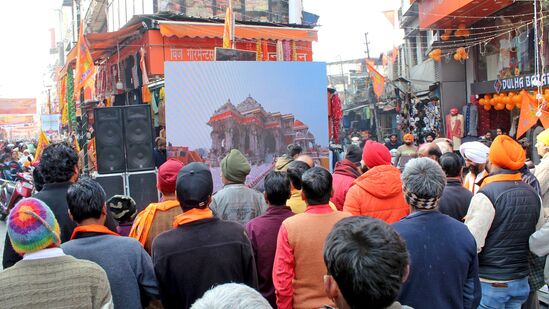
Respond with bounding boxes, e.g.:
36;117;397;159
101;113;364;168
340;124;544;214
343;140;409;223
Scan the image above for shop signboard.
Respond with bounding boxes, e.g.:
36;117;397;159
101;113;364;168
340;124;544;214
214;48;257;61
471;72;549;95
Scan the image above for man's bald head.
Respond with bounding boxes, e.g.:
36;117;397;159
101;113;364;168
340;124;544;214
433;138;454;154
418;143;442;162
296;155;314;168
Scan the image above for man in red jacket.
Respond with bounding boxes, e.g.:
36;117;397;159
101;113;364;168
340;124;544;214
331;145;362;210
343;140;409;223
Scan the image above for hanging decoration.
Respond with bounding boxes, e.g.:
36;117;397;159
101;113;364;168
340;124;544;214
256;39;262;61
441;29;452;41
262;40;269;61
60;76;68;125
453;47;469;61
140;47;152;104
67;69;77;132
292;41;297;61
454;23;471;38
276;40;284;61
428;49;442;62
222;1;234;49
283;41;291;61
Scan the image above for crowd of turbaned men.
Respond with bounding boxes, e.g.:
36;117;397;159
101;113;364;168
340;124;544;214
3;128;549;309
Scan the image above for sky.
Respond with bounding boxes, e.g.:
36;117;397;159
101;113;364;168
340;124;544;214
303;0;402;62
165;61;328;150
0;0;59;101
0;0;399;100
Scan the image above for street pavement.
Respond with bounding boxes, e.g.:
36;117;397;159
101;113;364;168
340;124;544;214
0;220;6;269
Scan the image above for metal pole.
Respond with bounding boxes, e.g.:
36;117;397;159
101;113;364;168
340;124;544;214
364;32;371;59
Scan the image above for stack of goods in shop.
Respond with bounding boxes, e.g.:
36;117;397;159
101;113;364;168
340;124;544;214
398;98;441;141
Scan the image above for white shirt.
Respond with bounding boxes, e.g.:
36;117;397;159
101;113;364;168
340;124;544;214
23;247;65;260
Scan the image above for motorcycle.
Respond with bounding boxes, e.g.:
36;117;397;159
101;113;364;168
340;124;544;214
0;172;34;220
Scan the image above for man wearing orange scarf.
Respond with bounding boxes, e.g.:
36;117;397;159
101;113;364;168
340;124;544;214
152;162;257;309
61;178;159;308
129;159;184;254
465;135;544;308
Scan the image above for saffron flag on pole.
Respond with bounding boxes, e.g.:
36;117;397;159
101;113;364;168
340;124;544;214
223;1;233;49
74;21;95;96
517;94;540;139
32;131;50;165
367;62;385;99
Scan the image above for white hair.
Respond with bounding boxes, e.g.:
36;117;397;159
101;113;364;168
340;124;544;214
402;158;446;199
190;283;272;309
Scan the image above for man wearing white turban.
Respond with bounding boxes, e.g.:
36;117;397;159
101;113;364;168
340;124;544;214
460;141;490;194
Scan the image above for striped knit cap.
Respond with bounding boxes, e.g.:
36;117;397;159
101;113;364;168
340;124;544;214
403;187;439;210
7;198;61;255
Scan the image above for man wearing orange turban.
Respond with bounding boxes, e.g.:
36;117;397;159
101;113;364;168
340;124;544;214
395;133;418;171
464;135;544;308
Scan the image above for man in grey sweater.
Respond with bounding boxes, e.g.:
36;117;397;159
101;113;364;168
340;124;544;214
210;149;267;225
62;178;159;309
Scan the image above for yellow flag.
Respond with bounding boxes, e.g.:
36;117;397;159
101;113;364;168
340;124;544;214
223;2;233;49
32;131;50;165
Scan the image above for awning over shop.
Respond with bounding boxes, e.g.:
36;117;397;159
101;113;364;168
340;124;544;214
159;21;318;42
59;23;143;78
419;0;514;29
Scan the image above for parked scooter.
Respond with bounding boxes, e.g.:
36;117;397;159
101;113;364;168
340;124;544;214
0;171;34;220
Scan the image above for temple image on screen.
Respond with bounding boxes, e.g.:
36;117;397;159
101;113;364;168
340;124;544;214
207;96;317;167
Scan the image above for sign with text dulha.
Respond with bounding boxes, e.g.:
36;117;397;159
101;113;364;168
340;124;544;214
472;73;549;95
498;73;549;92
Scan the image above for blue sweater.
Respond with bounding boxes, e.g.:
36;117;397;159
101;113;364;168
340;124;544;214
392;211;481;309
62;234;160;309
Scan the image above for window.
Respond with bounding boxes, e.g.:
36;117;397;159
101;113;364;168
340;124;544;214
420;31;428;61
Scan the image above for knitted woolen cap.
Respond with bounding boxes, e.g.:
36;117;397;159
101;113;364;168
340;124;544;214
8;198;61;255
221;149;251;183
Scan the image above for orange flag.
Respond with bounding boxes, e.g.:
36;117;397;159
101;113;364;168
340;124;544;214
517;94;541;139
367;62;385;99
32;131;50;165
223;1;234;49
392;47;399;64
74;21;95;96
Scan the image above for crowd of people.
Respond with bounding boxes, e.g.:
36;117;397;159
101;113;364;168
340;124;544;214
1;126;549;308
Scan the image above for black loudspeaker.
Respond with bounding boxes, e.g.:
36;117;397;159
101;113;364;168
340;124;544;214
124;105;155;172
94;107;126;174
94;173;126;199
127;171;159;212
